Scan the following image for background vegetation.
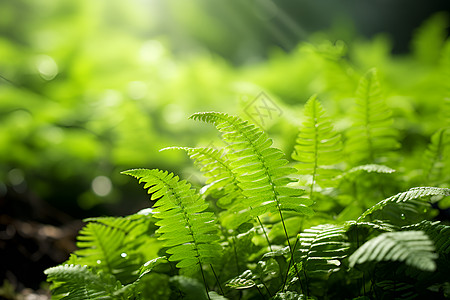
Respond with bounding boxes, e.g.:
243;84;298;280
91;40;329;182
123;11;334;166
0;0;449;298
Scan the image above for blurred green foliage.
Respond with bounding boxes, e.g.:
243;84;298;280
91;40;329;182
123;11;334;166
0;0;449;218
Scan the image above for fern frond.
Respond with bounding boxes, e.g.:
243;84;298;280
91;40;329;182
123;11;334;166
122;168;221;275
272;291;307;300
343;164;396;176
226;270;257;289
295;224;349;277
346;220;397;233
441;41;450;126
44;264;129;300
165;146;244;209
73;218;145;284
403;220;450;255
190;112;314;229
423;128;450;184
374;281;417;300
346;69;399;164
292;95;342;192
358;187;450;222
349;231;437;271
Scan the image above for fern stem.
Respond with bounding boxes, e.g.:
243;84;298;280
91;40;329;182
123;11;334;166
310;99;319;202
277;205;302;293
210;264;224;296
199;265;211;300
166;257;184;299
231;235;240;273
256;215;273;252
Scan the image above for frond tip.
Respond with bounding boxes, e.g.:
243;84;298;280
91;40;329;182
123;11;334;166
349;231;437;271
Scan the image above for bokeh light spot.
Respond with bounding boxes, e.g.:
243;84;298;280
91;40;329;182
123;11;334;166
91;176;112;197
36;55;58;80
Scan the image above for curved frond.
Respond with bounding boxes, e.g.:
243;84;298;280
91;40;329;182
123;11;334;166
292;95;342;191
346;69;399;164
73;218;145;284
343;164;396;176
122;168;221;274
403;220;450;255
423;128;450;184
190;112;314;229
349;231;437;271
226;270;257;289
295;224;349;277
358;187;450;221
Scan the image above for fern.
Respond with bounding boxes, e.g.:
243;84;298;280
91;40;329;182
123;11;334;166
71;212;154;284
403;220;450;255
422;128;450;184
341;164;396;176
291;95;342;195
346;69;399;164
190;112;314;230
348;231;437;271
295;224;349;277
122;168;222;276
44;264;133;300
357;187;450;222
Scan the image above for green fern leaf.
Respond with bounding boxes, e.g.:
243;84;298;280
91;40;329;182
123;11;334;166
441;41;450;126
122;168;221;275
346;69;399;164
349;231;437;271
358;187;450;222
272;291;307;300
226;270;257;289
403;220;450;255
190;112;314;229
374;281;417;300
44;264;129;300
292;95;342;192
342;164;396;176
73;216;148;284
423;128;450;184
295;224;349;277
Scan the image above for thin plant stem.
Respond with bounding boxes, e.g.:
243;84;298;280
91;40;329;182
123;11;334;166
199;264;211;300
277;206;302;292
210;264;224;296
165;257;183;299
256;215;273;252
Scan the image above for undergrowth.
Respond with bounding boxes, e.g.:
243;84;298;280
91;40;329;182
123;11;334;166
44;60;450;299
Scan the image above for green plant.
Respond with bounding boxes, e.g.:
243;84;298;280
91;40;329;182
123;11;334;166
45;74;450;298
